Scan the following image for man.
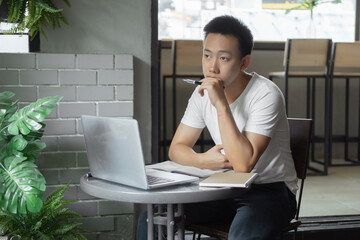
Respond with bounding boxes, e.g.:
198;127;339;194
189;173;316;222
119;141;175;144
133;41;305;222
138;15;297;240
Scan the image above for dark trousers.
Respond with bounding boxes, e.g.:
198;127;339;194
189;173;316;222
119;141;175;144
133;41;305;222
137;182;297;240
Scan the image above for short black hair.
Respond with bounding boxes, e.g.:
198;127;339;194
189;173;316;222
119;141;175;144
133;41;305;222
203;15;253;58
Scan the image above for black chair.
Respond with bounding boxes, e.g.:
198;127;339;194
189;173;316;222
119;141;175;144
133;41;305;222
186;118;313;240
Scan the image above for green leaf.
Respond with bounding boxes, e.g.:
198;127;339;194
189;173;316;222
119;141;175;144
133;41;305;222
10;135;28;152
0;155;45;214
0;91;15;101
53;222;82;234
7;96;62;136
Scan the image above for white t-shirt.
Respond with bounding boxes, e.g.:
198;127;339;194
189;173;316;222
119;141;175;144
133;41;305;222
181;72;298;195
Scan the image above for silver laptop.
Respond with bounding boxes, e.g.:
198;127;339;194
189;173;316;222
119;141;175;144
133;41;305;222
81;115;198;190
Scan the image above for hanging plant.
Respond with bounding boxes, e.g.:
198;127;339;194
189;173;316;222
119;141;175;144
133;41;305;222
0;0;71;40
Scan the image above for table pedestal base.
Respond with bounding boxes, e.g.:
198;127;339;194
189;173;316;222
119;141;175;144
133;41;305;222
147;203;185;240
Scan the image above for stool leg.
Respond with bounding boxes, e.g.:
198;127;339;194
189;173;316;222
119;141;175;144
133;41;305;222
311;77;316;164
306;77;311;118
345;78;349;161
285;76;289;114
162;76;167;162
177;204;185;240
358;78;360;161
158;205;164;240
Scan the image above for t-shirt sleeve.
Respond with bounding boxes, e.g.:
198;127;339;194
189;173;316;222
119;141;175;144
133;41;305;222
244;90;284;137
180;87;206;129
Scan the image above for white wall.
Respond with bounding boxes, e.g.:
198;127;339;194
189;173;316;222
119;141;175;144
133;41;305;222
40;0;152;162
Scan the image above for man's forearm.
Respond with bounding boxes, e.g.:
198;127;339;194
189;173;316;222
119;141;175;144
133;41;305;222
169;144;205;168
217;105;255;172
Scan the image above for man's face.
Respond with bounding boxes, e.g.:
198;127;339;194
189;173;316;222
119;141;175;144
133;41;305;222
202;33;244;86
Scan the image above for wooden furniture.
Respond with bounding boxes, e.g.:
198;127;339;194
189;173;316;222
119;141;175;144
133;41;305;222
161;40;205;160
186;118;313;240
80;174;247;240
328;42;360;166
269;38;332;175
269;39;332;113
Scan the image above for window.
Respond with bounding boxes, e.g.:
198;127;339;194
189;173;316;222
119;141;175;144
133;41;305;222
158;0;357;42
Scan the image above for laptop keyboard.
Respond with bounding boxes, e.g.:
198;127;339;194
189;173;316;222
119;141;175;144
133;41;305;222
147;175;175;185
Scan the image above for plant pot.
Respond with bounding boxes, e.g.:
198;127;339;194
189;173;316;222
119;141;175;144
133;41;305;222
0;0;9;22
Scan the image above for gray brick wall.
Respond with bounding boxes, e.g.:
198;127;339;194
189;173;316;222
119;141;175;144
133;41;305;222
0;53;134;239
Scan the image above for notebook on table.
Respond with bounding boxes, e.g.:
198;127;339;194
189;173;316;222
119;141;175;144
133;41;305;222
199;172;258;188
81;115;199;190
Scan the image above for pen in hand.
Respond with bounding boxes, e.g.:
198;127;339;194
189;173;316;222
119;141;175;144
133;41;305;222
182;79;202;86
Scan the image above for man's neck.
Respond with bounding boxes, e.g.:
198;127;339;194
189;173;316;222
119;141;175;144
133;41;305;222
225;72;252;104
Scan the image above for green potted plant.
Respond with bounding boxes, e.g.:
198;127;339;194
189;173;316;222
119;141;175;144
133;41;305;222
285;0;341;37
0;0;70;39
285;0;342;20
0;91;86;239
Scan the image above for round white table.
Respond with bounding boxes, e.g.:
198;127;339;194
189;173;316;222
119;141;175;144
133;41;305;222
80;174;247;240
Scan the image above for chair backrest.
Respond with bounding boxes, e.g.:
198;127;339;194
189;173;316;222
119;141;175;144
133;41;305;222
284;39;332;68
288;118;312;220
288;118;312;180
172;39;203;73
331;42;360;68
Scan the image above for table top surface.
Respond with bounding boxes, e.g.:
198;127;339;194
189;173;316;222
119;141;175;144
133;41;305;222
80;174;247;204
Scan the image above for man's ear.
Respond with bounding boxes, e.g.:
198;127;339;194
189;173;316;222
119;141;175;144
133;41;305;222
240;55;252;71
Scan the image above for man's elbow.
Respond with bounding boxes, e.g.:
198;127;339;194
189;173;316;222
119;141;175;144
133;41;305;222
168;145;174;160
232;156;257;173
233;165;253;173
168;142;179;161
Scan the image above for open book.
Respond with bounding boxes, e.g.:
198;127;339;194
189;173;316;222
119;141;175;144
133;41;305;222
199;172;258;188
146;160;228;178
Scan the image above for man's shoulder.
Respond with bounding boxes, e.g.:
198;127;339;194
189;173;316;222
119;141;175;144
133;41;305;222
249;72;281;94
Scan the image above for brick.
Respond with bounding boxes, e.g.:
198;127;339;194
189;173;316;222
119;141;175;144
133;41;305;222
116;86;133;100
99;201;134;215
82;233;97;240
43;185;77;200
37;152;76;168
0;86;37;102
77;54;113;69
60;70;96;85
98;70;133;85
77;86;114;101
77;152;89;167
68;201;97;217
115;54;133;69
0;70;18;85
113;215;134;239
38;53;75;69
39;86;76;101
41;136;58;152
43;119;76;135
40;169;59;184
78;120;84;134
0;53;35;68
77;186;98;200
99;102;133;117
59;168;90;184
81;216;114;232
59;136;86;151
98;230;133;240
20;70;57;85
59;103;96;118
